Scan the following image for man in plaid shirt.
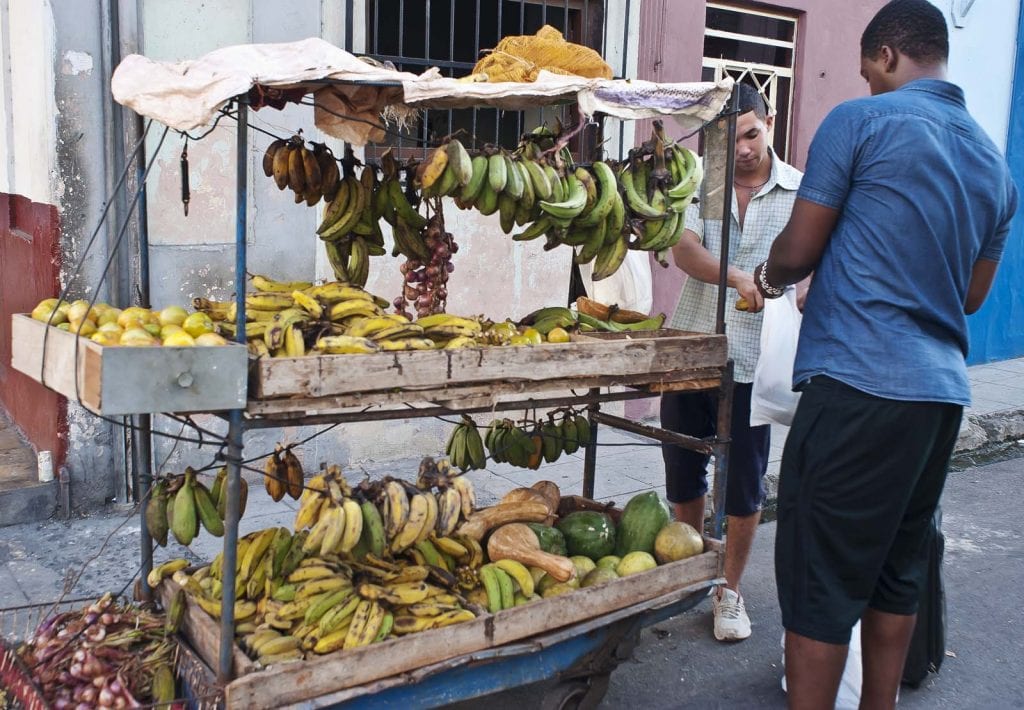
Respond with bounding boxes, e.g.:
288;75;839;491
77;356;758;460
662;83;805;642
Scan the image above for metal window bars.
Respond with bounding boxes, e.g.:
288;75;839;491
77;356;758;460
360;0;610;162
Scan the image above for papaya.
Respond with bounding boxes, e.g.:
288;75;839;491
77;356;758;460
615;491;672;557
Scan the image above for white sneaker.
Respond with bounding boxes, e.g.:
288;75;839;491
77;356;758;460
713;588;751;641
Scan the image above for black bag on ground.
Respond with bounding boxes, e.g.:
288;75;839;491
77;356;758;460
901;506;946;688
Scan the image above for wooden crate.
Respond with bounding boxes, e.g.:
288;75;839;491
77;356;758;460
162;539;721;708
10;314;248;415
156;577;257;679
248;329;727;415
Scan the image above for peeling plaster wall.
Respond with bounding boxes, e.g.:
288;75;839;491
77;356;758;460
50;1;119;509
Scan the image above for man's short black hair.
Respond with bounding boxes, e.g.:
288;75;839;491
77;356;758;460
861;0;949;64
737;82;768;120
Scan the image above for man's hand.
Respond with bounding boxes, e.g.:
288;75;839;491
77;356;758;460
795;275;812;311
734;272;765;313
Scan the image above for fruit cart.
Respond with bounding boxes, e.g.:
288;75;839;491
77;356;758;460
11;36;745;708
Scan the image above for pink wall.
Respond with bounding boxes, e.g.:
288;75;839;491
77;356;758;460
627;0;883;420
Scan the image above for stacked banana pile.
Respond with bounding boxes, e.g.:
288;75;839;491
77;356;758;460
373;460;477;553
518;304;666;339
145;466;248;547
195;275;491;357
156;531;481;665
264;138;341;207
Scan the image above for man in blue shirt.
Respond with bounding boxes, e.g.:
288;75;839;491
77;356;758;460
753;1;1018;707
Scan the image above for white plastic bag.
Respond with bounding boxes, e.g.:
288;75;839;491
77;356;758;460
579;250;653;314
781;620;863;709
750;288;802;427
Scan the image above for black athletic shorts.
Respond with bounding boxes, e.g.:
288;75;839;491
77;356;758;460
775;376;962;645
660;382;771;517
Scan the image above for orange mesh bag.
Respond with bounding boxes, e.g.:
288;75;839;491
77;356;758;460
471;24;612;82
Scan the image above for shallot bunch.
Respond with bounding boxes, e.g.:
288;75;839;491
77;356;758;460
18;593;178;709
394;213;458;318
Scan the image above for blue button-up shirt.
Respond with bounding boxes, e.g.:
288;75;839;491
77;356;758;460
794;79;1018;405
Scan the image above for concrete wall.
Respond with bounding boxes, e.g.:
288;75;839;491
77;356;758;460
930;0;1017;153
3;0;58;203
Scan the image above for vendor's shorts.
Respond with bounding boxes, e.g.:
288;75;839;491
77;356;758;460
775;376;962;645
660;382;770;517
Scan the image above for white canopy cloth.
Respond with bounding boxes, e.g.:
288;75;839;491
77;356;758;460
112;39;733;145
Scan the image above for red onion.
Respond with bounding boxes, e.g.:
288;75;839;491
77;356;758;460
98;686;115;706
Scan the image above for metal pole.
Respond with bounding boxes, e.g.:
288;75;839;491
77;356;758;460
710;361;734;539
715;84;740;336
219;99;249;683
134;110;154;600
581;390;600;499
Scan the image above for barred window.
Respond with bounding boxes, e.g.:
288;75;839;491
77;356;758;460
365;0;606;160
701;2;798;161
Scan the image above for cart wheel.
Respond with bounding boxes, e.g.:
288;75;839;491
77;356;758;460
541;674;611;710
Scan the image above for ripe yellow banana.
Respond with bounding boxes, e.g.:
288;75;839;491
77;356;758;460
342;600;376;650
380;479;410;541
252;274;314;293
378;337;437;351
435;487;462;537
246;292;294;311
313;335;379;354
433;536;470;561
450;476;476;519
415;492;439;545
494;559;534;598
147;558;189;588
338;497;363;553
416;146;449;191
391;492;428;552
287;564;337;584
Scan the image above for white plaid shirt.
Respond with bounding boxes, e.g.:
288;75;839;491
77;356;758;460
669;154;803;383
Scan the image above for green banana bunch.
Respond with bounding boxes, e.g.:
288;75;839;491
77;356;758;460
484;419;541;469
445;416;487;471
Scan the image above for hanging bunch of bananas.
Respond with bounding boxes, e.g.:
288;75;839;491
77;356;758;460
484;409;592;469
316;149;390;287
445;415;487;471
145;466;247;547
617;121;703;267
263;444;306;502
264;137;342;207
